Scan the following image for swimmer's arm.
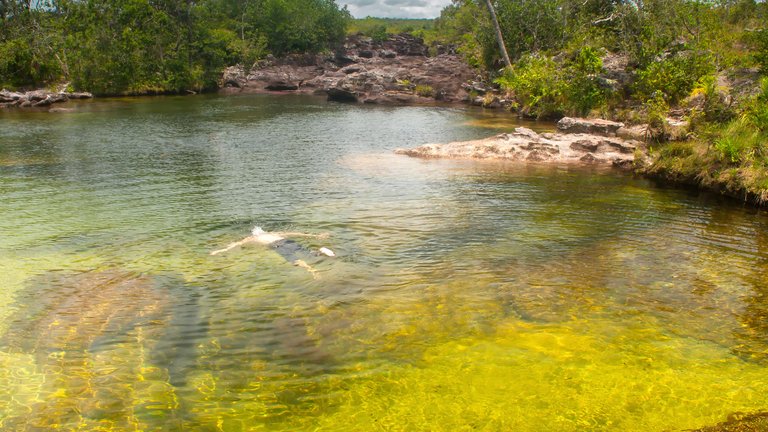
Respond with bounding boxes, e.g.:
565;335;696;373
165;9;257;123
210;237;256;255
275;231;330;240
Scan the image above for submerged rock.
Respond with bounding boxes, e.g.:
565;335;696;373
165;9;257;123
1;270;169;359
395;126;640;166
1;269;206;386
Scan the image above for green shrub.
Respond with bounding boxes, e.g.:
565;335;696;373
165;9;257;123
634;53;715;104
747;78;768;132
752;29;768;75
368;25;388;42
397;79;413;90
415;84;434;97
564;46;611;116
495;54;565;119
660;142;695;158
644;92;670;142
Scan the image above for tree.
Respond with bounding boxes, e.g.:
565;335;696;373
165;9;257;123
482;0;511;68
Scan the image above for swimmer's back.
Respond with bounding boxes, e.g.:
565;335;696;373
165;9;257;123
252;233;284;245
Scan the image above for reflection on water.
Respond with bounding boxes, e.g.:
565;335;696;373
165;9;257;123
1;94;768;430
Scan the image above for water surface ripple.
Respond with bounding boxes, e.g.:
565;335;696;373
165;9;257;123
1;94;767;431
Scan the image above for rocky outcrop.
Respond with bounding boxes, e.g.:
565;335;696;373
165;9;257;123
556;117;624;136
1;88;93;109
395;123;642;168
221;34;481;105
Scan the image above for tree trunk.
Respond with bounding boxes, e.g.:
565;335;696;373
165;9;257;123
482;0;512;68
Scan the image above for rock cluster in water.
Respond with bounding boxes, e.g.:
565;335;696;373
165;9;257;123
395;117;641;168
0;88;93;109
220;34;481;105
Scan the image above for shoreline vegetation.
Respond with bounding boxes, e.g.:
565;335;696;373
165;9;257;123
2;2;768;205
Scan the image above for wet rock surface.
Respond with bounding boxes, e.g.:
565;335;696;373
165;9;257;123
395;124;641;167
1;88;93;110
221;34;480;105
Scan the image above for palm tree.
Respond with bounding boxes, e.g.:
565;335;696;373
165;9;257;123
482;0;512;68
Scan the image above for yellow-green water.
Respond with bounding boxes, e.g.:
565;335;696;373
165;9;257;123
1;94;767;431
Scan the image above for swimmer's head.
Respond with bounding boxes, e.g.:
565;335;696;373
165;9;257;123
252;226;265;236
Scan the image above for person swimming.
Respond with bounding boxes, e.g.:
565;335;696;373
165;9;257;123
210;226;335;278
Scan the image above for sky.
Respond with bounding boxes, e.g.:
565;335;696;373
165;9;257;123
342;0;453;19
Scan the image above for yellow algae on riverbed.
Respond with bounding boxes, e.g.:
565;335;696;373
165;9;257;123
304;317;768;432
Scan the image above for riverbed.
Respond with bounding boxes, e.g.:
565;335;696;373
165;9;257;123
1;94;767;430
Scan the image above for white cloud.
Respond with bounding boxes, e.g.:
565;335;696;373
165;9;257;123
343;0;451;18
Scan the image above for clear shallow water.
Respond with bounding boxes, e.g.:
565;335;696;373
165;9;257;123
1;94;767;431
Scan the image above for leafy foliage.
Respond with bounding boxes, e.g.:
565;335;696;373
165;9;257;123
495;54;565;119
564;46;611;116
0;0;350;94
431;0;767;112
634;52;715;104
415;84;435;97
750;29;768;75
495;47;614;118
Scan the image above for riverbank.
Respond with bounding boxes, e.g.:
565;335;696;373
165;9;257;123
394;115;768;207
638;140;768;206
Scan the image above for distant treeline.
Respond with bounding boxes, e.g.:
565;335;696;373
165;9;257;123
0;0;351;94
348;17;434;41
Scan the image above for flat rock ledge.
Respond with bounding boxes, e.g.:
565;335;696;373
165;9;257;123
0;88;93;109
395;122;642;168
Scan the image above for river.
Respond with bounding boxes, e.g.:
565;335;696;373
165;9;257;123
1;94;767;431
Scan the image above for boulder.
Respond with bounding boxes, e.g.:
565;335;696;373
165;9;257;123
617;125;647;141
580;153;602;163
327;87;359;103
265;80;299;91
557;117;625;136
0;89;24;102
341;65;364;74
334;53;357;66
26;90;49;102
221;65;247;89
49;93;69;104
33;97;53;107
64;92;93;99
570;140;599;152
